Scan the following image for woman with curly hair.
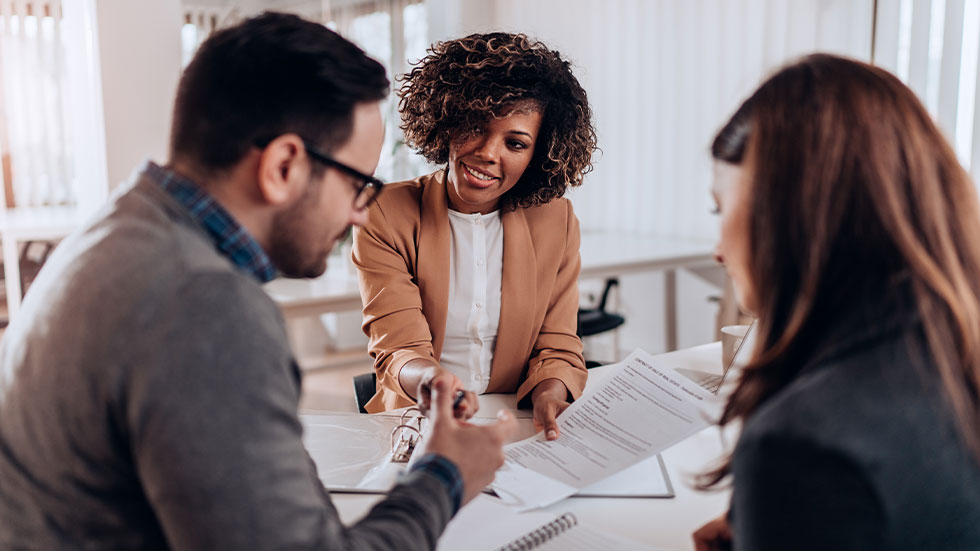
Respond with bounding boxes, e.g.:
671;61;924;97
352;32;597;439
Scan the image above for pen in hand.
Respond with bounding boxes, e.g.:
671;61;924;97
452;390;466;418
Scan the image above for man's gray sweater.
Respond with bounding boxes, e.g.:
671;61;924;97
0;168;454;550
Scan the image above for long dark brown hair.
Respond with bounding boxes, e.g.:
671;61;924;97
702;54;980;487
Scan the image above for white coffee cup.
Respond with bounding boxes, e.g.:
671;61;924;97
721;324;751;369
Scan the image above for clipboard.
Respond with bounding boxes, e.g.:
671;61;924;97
574;453;674;498
302;409;427;494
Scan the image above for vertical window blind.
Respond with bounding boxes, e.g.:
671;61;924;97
874;0;980;175
181;0;431;183
0;0;74;208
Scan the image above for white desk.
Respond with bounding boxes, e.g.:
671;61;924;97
267;231;716;352
321;343;731;551
0;205;92;319
264;272;362;319
579;232;715;351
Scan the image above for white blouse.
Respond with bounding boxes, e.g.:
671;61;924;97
439;209;504;394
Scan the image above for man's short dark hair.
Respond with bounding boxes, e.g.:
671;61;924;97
169;12;388;175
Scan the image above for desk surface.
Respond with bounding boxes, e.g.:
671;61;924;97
319;343;731;551
0;205;93;238
264;271;362;319
0;205;96;320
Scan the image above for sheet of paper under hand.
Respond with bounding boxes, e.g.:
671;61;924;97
490;349;722;511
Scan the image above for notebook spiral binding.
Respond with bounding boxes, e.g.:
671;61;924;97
497;513;578;551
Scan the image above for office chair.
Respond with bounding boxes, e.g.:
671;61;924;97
577;278;625;368
353;372;377;414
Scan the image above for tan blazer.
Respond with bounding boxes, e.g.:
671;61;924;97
352;170;587;412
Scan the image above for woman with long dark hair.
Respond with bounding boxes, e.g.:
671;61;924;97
694;54;980;550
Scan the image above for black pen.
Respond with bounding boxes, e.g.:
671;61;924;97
452;390;465;414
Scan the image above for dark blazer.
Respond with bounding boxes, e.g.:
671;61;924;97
731;290;980;550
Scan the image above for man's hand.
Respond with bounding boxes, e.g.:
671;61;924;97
531;378;571;441
693;514;732;551
424;377;518;504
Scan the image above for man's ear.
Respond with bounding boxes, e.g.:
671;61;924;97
255;134;308;206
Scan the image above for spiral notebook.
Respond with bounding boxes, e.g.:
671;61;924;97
437;495;655;551
494;512;651;550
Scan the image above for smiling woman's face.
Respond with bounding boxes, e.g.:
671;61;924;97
446;104;543;214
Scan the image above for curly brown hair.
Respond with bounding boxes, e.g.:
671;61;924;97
398;32;597;209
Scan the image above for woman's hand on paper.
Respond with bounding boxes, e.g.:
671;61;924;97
425;377;518;505
531;378;571;440
417;368;478;420
693;514;732;551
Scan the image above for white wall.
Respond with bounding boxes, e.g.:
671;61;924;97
425;0;493;43
91;0;183;191
488;0;872;239
436;0;875;354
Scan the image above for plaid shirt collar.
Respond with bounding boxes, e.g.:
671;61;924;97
145;162;278;283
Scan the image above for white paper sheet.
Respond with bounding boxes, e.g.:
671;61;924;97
437;494;655;551
490;349;722;510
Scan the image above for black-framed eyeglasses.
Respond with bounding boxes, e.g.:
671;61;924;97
302;141;384;210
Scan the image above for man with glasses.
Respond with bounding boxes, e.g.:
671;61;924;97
0;13;515;550
301;139;386;209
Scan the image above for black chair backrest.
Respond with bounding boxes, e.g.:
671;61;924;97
577;278;625;339
353;372;377;414
596;278;619;311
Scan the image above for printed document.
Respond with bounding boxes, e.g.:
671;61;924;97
490;349;722;510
